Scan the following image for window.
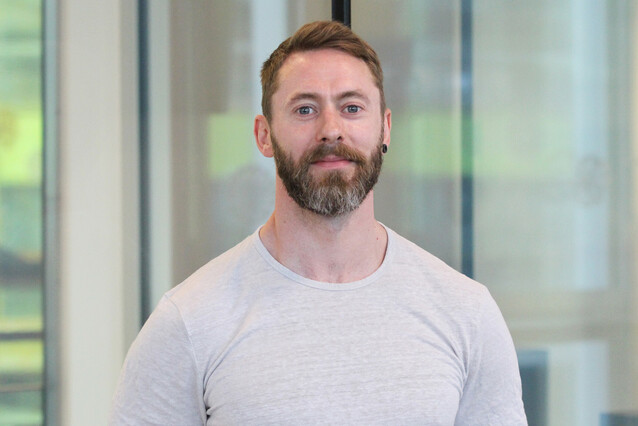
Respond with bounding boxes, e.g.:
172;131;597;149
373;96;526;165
141;2;638;423
0;0;46;423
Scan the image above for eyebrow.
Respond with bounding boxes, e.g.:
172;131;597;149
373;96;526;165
287;90;371;106
288;92;321;105
338;90;370;104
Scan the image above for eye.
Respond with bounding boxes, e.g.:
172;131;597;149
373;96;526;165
297;106;315;115
345;105;362;114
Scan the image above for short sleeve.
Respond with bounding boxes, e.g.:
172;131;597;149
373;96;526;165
109;296;206;425
455;290;527;425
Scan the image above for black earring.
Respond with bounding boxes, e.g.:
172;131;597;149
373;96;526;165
382;144;388;154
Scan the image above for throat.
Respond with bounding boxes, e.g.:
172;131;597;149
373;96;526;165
261;214;388;284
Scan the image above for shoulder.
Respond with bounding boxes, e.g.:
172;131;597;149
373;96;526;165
386;227;490;304
171;232;258;289
382;228;517;381
160;231;267;324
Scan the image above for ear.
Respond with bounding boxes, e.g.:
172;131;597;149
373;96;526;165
382;108;392;147
254;115;274;158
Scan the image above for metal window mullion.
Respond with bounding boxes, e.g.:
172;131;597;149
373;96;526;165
332;0;351;27
42;0;60;424
461;0;474;278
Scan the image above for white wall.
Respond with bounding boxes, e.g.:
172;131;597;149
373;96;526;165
58;1;140;424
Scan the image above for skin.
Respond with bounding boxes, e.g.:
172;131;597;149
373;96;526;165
254;48;392;283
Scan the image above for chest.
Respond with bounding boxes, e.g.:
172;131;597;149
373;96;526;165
199;301;468;424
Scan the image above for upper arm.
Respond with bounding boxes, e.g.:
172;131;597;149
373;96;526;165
109;296;206;425
455;292;527;425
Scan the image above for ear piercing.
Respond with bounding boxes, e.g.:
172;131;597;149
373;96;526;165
382;144;388;154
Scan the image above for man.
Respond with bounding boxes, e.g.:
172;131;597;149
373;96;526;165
110;21;526;425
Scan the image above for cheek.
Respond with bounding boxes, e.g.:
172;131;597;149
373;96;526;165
349;122;383;145
276;120;315;141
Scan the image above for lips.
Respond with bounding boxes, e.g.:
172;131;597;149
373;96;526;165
312;155;351;164
311;155;354;169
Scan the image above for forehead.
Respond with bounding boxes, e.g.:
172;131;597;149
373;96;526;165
273;49;379;103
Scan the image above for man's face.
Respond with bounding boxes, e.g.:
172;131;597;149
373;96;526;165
266;49;391;217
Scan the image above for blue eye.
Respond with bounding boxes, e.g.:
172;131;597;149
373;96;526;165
298;106;314;115
345;105;361;113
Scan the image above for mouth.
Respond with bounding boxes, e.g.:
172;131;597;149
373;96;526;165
310;155;354;169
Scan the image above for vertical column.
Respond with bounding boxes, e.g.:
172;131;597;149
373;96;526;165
332;0;351;27
43;0;60;422
142;0;174;318
571;1;609;291
461;0;474;277
58;0;140;424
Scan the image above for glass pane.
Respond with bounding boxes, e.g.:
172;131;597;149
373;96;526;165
353;1;463;268
473;1;638;424
144;1;638;425
146;0;331;304
145;0;462;312
0;0;44;423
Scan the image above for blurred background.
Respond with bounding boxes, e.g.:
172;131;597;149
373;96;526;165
1;0;637;425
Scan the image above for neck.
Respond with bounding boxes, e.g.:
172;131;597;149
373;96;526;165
259;182;388;283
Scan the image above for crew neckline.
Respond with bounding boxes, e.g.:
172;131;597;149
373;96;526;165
251;223;394;291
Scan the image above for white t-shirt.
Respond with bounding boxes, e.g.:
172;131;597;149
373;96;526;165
110;226;527;425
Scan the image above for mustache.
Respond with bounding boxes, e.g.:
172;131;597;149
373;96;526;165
304;143;367;165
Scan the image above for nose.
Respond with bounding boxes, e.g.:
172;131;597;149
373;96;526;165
317;108;343;144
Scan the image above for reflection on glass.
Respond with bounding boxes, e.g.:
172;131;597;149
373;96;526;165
146;0;332;303
0;0;44;423
474;2;618;293
473;2;637;425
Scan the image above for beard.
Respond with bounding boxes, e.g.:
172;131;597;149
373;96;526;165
271;131;384;217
